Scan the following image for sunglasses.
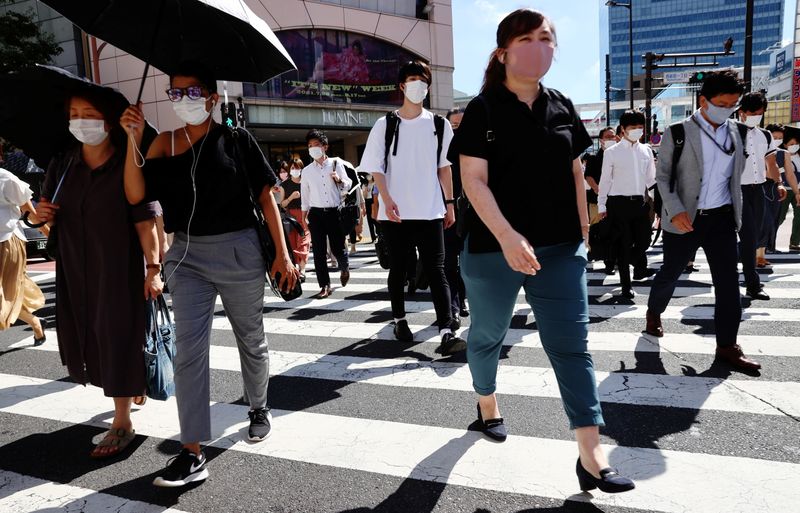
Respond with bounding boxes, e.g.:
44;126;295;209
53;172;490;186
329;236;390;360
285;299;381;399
166;86;205;102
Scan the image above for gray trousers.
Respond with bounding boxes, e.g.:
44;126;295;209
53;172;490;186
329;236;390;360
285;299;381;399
164;228;268;443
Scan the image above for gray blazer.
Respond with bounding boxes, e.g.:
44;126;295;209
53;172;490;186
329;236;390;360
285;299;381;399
656;115;745;234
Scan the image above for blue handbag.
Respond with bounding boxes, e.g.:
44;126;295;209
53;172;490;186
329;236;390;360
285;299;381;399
144;295;176;400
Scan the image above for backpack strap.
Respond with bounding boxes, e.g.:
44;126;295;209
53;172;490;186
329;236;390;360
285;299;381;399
736;122;751;158
760;127;772;147
433;113;445;166
383;111;400;173
668;123;685;194
776;148;786;168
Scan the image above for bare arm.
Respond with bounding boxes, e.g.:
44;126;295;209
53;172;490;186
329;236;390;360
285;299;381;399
437;165;456;229
121;103;168;205
372;172;400;222
461;155;539;274
134;218;163;299
573;157;590;240
586;176;599;194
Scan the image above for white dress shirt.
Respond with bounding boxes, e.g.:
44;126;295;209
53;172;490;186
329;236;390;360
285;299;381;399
0;168;32;243
741;127;778;185
694;110;735;210
597;140;656;213
300;157;353;211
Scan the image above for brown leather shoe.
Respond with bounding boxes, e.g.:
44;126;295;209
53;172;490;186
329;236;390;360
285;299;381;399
644;310;663;337
715;344;762;371
340;270;350;287
316;285;332;299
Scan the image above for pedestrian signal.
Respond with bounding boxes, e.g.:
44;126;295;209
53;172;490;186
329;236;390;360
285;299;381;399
222;102;237;128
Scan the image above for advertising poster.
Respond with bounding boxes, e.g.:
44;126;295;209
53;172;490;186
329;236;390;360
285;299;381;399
243;29;422;105
792;57;800;123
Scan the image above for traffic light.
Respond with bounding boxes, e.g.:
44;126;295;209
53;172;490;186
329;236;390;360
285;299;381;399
652;114;659;135
222;102;237;128
689;71;706;84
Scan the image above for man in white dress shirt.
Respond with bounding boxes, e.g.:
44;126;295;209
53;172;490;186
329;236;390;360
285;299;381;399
598;110;656;298
737;92;783;300
301;129;352;299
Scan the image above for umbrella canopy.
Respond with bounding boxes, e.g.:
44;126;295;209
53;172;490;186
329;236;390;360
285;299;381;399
0;65;156;168
41;0;296;85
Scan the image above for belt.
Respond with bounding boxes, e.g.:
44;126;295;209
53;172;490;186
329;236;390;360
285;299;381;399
741;183;764;188
609;195;644;201
696;204;732;216
310;206;339;212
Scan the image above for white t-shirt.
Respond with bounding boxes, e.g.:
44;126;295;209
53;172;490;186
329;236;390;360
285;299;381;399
360;109;454;221
0;168;32;243
741;128;778;185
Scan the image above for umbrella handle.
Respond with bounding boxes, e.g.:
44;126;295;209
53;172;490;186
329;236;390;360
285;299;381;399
135;0;167;104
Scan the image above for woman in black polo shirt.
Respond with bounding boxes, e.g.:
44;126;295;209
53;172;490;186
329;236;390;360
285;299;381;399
458;9;634;493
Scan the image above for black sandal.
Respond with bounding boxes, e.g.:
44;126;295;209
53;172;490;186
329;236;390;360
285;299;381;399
33;318;47;347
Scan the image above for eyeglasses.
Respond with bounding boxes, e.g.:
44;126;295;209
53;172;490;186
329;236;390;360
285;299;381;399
166;86;205;102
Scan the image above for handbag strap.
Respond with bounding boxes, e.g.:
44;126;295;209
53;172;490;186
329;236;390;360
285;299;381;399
227;128;268;227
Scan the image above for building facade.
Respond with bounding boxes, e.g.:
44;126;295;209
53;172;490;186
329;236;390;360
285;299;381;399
606;0;783;100
91;0;454;168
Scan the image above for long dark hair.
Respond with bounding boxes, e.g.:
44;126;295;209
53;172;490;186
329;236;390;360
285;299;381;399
481;9;556;93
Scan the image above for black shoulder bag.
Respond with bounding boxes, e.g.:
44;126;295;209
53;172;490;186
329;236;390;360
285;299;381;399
227;128;302;301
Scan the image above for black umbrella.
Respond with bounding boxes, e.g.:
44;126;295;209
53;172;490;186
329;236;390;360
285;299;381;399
41;0;296;101
0;65;157;168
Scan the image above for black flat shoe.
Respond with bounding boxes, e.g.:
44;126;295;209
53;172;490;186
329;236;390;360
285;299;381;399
576;458;635;494
476;404;507;442
33;318;47;347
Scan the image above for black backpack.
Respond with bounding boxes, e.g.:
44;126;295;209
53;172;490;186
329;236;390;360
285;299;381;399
383;110;446;172
333;158;361;235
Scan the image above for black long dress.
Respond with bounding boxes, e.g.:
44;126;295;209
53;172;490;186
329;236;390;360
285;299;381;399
43;146;160;397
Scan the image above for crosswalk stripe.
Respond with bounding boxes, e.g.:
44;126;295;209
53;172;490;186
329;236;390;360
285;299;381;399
0;470;187;513
350;261;800;273
12;336;799;416
0;373;798;513
316;281;800;299
246;296;800;322
29;272;55;283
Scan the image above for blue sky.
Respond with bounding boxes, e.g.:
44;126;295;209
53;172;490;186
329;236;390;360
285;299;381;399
452;0;796;104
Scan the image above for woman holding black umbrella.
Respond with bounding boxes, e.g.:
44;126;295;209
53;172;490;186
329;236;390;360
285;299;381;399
122;62;298;488
35;86;163;460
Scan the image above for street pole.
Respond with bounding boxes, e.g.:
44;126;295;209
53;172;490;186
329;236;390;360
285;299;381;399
628;1;634;110
744;0;754;92
644;52;654;140
605;53;611;125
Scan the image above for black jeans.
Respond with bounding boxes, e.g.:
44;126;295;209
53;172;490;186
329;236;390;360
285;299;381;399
444;224;466;316
308;207;349;288
647;207;741;348
760;181;781;251
381;219;452;329
739;184;763;291
606;196;652;288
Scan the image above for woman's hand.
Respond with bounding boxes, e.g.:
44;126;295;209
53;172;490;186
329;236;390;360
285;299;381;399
36;198;59;223
271;254;299;293
144;269;163;299
498;230;541;275
289;191;301;200
120;102;146;144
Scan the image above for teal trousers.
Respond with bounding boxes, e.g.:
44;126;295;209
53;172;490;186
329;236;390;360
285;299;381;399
461;241;604;429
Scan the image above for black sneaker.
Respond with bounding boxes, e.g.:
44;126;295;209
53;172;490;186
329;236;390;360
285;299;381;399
248;407;272;441
632;268;656;280
153;448;209;487
436;332;467;355
393;320;414;342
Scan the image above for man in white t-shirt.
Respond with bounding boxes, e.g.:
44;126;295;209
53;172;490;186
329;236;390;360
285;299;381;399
737;93;784;300
360;60;465;356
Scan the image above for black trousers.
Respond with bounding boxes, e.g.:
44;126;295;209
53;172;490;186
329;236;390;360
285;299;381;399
739;184;763;291
308;207;349;288
444;224;466;316
364;198;377;240
760;181;781;251
606;196;652;288
381;219;452;329
647;208;741;348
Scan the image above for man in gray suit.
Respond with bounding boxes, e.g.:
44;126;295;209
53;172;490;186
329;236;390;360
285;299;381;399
645;70;761;372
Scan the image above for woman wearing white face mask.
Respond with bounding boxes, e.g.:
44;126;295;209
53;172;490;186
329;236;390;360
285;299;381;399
774;127;800;251
121;61;298;488
35;89;163;460
277;158;310;279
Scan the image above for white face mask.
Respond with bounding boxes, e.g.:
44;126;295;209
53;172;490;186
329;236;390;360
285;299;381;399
773;138;783;147
602;139;616;150
290;169;301;178
69;119;108;146
309;146;325;160
173;96;211;126
625;128;644;142
403;80;428;104
789;144;800;155
743;114;763;128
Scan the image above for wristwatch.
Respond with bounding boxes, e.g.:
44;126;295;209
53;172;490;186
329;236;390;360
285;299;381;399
145;263;162;271
444;199;456;205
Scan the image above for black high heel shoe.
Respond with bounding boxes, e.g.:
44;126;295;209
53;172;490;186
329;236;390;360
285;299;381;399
476;404;507;442
576;458;635;493
33;318;47;347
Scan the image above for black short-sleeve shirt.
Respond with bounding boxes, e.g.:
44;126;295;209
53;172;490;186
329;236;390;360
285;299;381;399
584;150;605;204
458;84;592;253
143;126;277;235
